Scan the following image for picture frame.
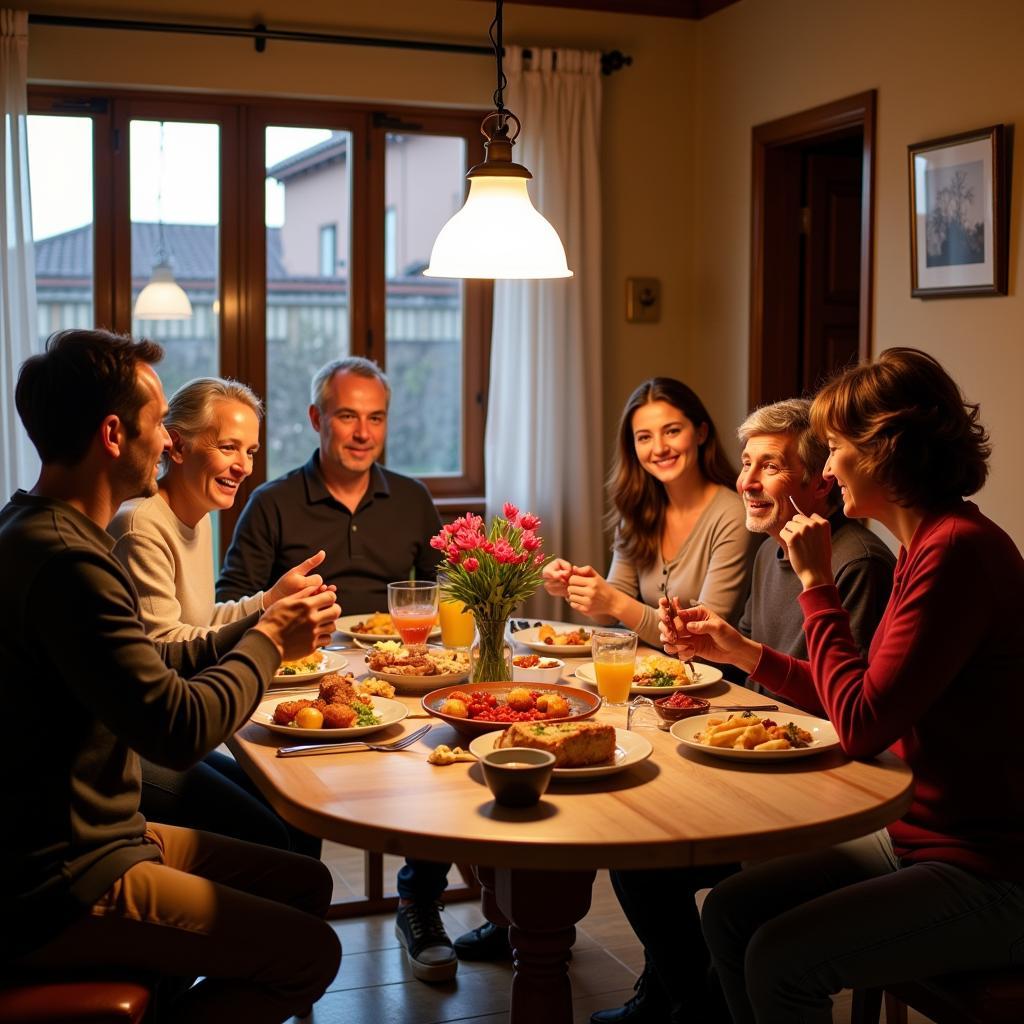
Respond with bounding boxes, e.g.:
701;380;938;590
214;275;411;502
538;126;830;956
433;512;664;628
908;124;1008;297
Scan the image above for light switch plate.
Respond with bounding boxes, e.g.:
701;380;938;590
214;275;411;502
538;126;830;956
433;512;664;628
626;277;661;323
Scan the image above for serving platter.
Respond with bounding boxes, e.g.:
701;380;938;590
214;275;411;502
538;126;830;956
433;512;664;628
670;713;840;761
252;691;408;741
469;728;653;779
363;644;470;694
513;623;602;657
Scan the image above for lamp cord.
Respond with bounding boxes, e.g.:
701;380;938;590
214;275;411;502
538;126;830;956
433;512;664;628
489;0;507;127
155;120;169;264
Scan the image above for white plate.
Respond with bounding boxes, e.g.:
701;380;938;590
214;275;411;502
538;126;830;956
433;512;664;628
574;659;723;693
252;692;408;740
513;624;601;657
362;645;470;695
468;728;653;779
271;648;348;686
334;612;441;647
670;712;840;760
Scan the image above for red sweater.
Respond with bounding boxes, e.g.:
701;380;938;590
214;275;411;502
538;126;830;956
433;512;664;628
751;501;1024;880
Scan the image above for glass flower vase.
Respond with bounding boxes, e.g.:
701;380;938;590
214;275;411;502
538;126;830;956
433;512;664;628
470;614;513;683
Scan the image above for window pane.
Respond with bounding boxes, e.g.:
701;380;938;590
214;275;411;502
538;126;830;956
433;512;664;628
384;133;465;477
265;127;352;481
29;115;94;346
130;119;220;398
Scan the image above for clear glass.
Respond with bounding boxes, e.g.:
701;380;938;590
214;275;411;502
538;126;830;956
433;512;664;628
130;119;220;397
264;126;351;481
470;615;513;683
591;630;639;707
387;580;438;654
383;131;465;478
28;115;94;346
438;595;475;650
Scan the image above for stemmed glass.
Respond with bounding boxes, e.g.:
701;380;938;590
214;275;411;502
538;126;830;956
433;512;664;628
591;629;638;712
387;581;439;655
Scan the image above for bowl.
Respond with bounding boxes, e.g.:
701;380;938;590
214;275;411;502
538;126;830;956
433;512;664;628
652;693;711;724
480;748;556;806
511;655;566;684
421;681;601;736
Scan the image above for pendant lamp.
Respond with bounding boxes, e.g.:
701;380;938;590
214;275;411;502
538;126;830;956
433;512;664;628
133;122;193;321
424;0;572;280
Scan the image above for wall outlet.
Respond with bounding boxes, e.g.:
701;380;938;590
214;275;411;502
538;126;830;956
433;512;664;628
626;277;661;323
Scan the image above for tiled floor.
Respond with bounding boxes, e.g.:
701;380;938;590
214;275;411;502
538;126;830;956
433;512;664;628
303;843;933;1023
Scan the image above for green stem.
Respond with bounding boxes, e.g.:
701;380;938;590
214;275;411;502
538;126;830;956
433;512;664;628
472;614;511;682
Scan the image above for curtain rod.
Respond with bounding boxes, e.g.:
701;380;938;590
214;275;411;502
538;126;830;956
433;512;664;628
28;13;633;76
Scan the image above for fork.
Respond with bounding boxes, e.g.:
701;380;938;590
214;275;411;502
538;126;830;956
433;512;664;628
276;723;433;758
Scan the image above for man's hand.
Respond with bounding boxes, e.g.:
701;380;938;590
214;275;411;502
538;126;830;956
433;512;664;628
254;585;341;662
264;550;331;609
658;597;762;673
779;513;835;591
566;565;619;617
542;558;572;598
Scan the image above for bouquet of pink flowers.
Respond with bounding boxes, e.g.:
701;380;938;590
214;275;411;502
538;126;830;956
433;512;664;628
430;502;551;621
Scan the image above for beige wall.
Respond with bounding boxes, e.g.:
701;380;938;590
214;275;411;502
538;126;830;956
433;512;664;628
694;0;1024;547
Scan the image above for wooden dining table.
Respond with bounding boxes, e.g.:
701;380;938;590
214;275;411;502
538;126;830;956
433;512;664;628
229;647;914;1024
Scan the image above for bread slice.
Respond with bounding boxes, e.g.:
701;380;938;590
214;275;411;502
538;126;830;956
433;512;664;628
496;721;616;767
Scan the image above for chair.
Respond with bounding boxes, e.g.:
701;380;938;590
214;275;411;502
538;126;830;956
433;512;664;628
0;976;151;1024
852;966;1024;1024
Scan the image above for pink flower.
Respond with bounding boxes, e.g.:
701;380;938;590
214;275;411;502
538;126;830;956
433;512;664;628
503;502;520;522
463;557;479;572
443;522;457;534
521;531;541;552
493;539;516;563
430;534;448;551
534;552;546;566
465;513;484;532
481;540;495;554
447;544;461;561
519;513;541;532
454;528;482;550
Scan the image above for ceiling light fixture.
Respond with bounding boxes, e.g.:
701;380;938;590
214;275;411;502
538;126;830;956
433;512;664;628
133;121;193;321
424;0;572;280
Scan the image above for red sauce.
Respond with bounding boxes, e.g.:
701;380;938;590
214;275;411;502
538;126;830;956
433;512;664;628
662;692;704;709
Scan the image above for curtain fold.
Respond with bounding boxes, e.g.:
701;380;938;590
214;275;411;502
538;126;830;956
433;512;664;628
1;9;39;497
485;46;603;620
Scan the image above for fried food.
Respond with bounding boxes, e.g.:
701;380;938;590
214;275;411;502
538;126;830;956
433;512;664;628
319;673;358;704
272;670;383;731
632;654;695;686
496;721;616;767
276;652;327;676
321;703;357;729
352;611;395;635
694;713;815;751
273;699;315;725
294;706;325;729
356;677;396;699
366;644;468;677
538;625;592;646
506;687;534;711
427;744;477;765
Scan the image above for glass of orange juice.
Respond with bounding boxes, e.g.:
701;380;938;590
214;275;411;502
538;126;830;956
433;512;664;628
591;629;638;707
387;580;438;653
439;595;475;650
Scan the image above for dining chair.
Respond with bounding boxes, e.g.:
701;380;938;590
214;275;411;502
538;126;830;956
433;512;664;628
0;974;151;1023
852;966;1024;1024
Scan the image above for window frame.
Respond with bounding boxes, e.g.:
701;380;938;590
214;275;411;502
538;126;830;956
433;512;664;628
28;86;492;546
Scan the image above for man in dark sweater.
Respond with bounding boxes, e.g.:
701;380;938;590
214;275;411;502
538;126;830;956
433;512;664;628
217;356;459;982
591;398;895;1024
0;329;341;1023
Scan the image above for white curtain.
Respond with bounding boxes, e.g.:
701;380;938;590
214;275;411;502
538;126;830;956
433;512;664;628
1;9;39;497
485;46;603;620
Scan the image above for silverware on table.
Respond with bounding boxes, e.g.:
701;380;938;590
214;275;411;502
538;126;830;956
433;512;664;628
276;723;432;758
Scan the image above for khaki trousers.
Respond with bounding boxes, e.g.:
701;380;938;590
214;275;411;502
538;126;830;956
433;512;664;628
16;823;341;1023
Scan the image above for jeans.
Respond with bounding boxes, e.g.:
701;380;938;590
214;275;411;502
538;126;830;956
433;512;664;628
701;829;1024;1024
397;859;452;903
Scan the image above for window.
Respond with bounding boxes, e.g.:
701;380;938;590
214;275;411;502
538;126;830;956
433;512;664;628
28;89;491;547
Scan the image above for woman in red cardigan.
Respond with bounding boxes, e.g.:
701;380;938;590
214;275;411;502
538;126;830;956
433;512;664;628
660;348;1024;1024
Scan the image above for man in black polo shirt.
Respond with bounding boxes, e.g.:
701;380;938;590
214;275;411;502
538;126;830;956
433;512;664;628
218;356;460;982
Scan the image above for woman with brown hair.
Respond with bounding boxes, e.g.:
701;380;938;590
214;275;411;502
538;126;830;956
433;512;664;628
544;377;757;646
661;348;1024;1023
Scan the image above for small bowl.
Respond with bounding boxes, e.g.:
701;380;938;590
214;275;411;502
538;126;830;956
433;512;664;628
511;655;566;684
481;748;556;807
653;693;711;724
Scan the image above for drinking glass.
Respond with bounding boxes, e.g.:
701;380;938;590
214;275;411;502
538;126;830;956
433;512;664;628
387;581;438;653
591;629;638;707
437;576;475;650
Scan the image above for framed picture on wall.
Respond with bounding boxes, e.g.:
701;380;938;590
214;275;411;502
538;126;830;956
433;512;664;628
908;124;1008;297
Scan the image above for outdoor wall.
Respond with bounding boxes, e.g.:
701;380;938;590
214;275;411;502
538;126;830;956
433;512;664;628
694;0;1024;547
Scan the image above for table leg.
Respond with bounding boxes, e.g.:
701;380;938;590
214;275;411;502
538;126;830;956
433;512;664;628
476;865;597;1024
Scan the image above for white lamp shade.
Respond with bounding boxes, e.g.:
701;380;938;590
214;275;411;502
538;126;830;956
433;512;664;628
133;261;193;320
424;176;572;279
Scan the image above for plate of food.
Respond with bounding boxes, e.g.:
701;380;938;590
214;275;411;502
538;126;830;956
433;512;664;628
469;724;653;779
421;681;601;736
334;611;441;646
272;648;348;686
574;654;723;694
364;642;470;694
252;675;408;740
513;623;596;656
670;711;840;761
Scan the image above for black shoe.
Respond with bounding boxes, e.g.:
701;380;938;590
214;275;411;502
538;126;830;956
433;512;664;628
590;970;669;1024
395;902;458;982
453;921;513;961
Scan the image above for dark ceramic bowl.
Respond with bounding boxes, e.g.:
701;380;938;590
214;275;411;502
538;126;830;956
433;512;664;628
653;693;711;724
481;748;556;807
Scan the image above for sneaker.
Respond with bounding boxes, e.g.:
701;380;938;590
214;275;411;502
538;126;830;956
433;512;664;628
453;921;513;961
590;969;669;1024
395;902;458;982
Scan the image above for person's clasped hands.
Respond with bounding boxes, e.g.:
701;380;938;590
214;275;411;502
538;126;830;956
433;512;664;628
542;559;617;615
255;549;341;661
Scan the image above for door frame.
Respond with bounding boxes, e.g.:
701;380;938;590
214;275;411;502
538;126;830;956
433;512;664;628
749;90;876;407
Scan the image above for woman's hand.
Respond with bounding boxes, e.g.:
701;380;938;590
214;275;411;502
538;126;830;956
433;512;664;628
542;558;572;598
779;513;835;591
565;565;621;618
265;549;331;609
658;597;762;673
254;585;341;661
